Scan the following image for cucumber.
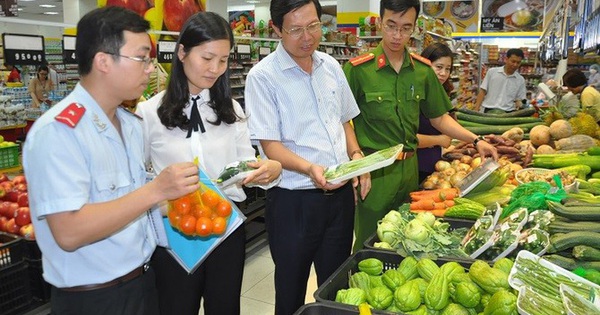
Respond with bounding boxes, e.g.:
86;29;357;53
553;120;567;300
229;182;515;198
547;231;600;253
456;112;542;125
547;201;600;221
549;220;600;234
457;107;536;117
465;122;543;135
572;245;600;261
543;254;600;271
587;146;600;156
457;119;487;127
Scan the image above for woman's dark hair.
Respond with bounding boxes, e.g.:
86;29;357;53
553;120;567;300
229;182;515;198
158;11;239;131
380;0;421;20
76;6;149;76
37;65;49;74
563;69;588;88
4;64;20;73
421;43;454;95
270;0;322;30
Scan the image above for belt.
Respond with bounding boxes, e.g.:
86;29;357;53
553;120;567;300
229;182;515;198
397;151;415;160
60;263;150;292
305;182;351;196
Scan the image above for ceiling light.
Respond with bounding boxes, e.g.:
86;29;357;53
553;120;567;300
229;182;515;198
39;4;56;7
17;7;23;11
19;0;36;2
43;11;59;15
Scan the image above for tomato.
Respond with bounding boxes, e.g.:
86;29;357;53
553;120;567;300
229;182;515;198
189;190;202;206
192;204;212;218
201;190;220;209
195;217;213;237
215;200;232;217
172;195;192;215
178;215;197;235
167;210;182;228
212;217;227;235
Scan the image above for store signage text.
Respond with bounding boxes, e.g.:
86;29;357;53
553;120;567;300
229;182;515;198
157;40;176;63
2;33;45;65
480;17;504;32
63;35;77;64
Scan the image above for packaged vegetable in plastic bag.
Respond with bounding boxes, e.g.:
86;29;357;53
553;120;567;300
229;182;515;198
167;183;233;237
215;160;258;188
518;228;550;256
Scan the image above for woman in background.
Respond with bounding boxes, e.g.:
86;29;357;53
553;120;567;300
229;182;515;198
4;64;21;83
136;12;281;315
28;65;54;108
417;43;456;183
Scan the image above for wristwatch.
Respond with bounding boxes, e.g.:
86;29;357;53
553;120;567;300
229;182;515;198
473;135;485;147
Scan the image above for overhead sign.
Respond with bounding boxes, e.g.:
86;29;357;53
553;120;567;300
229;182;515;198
480;17;504;31
2;33;45;65
157;40;176;63
63;35;77;64
0;0;17;17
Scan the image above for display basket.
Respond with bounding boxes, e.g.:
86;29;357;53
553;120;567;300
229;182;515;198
27;259;50;302
0;232;25;270
313;249;470;310
515;167;577;192
0;145;20;170
363;217;475;250
293;302;360;315
0;260;32;315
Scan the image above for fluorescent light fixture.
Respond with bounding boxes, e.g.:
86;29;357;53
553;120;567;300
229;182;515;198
39;4;56;7
17;7;23;11
43;11;59;15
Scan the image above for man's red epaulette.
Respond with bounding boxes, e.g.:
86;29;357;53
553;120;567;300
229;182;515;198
410;53;432;66
349;53;375;66
55;103;85;128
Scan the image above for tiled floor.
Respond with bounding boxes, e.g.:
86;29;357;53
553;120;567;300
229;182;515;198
199;238;318;315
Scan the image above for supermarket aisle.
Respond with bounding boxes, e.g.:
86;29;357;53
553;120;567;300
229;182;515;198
199;239;318;315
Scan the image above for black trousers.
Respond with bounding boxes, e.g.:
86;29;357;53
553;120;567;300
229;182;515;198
50;266;159;315
151;225;245;315
266;184;354;315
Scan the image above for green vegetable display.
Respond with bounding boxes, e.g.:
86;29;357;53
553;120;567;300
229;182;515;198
417;258;441;282
394;280;422;312
468;260;510;294
335;288;367;306
405;304;428;315
369;275;384;289
454;282;481;308
358;258;384;276
492;258;514;275
425;271;450;310
324;144;403;180
349;271;371;292
482;290;517;315
408;278;429;302
398;256;419;280
440;303;470;315
440;261;465;278
382;269;406;291
366;286;393;310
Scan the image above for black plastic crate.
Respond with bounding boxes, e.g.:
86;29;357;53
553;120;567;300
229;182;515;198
0;232;25;270
24;240;42;260
363;217;475;250
314;249;471;311
0;260;32;315
294;302;360;315
27;259;51;302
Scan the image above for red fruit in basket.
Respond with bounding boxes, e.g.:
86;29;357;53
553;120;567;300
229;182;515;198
4;218;19;234
19;223;35;240
0;173;9;183
14;183;27;193
0;181;13;191
12;175;26;185
14;207;31;226
0;201;10;217
17;193;28;207
0;216;7;232
5;191;19;203
0;188;5;199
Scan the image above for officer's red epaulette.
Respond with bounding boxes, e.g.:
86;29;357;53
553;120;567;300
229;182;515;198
349;53;375;66
410;53;432;66
55;103;85;128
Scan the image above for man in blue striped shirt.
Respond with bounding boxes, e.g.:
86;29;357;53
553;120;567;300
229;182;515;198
244;1;371;314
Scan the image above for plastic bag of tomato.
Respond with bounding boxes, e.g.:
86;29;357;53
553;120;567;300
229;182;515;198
167;184;233;237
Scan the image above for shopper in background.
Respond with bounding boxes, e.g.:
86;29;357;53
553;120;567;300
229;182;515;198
28;65;54;108
4;63;21;82
22;7;199;315
474;48;527;113
588;64;600;90
245;0;371;313
563;68;600;123
343;0;497;252
44;60;60;91
136;12;281;315
417;42;455;183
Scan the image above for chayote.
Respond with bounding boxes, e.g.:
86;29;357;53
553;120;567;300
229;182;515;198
441;303;470;315
454;282;481;308
349;271;371;292
408;278;429;303
335;287;367;306
483;289;517;315
382;269;406;291
358;258;384;276
394;280;421;312
367;286;394;310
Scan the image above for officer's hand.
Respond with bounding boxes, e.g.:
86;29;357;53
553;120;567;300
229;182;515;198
475;140;499;161
154;162;199;201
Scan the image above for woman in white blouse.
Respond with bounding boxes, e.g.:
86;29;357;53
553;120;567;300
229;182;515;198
136;12;281;315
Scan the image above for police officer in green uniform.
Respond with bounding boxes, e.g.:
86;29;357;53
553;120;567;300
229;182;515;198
344;0;498;252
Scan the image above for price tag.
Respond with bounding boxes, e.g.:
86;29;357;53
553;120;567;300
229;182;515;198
236;44;251;61
258;47;270;60
62;35;77;64
157;40;176;63
2;33;45;65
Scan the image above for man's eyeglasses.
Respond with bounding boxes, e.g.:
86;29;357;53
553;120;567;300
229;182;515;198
108;53;154;70
282;21;322;39
382;24;414;36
